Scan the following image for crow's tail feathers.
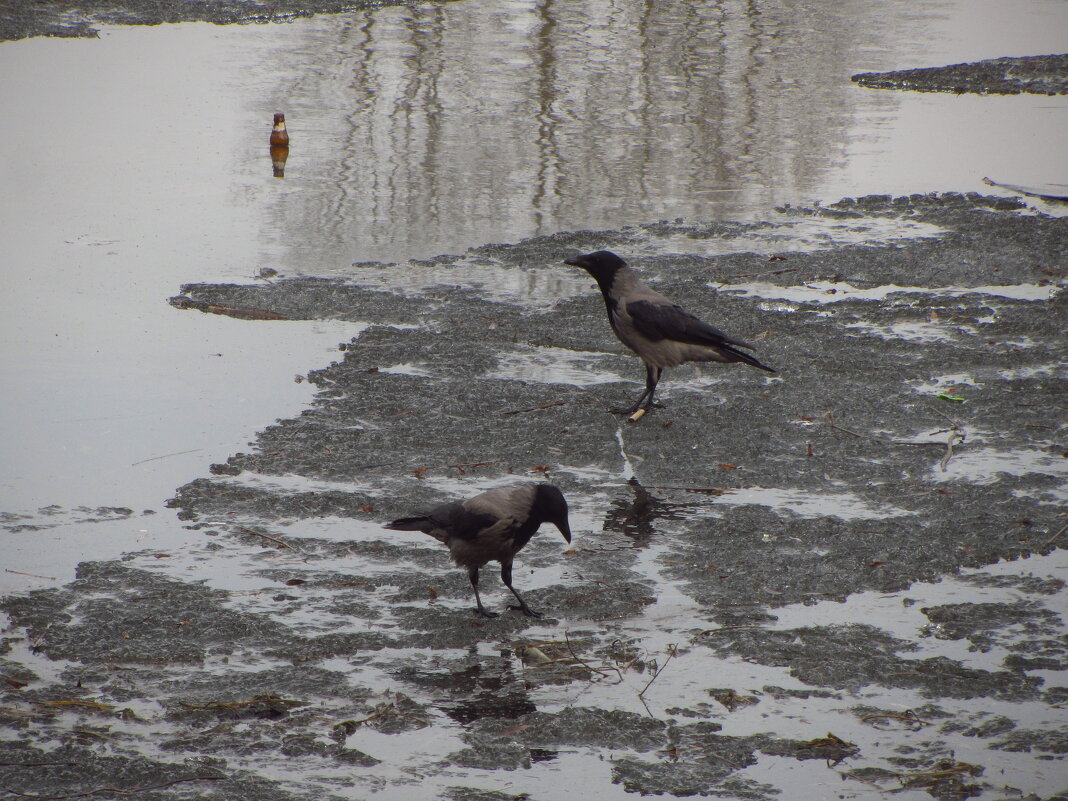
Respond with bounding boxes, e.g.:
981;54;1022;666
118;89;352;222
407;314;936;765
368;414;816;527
722;344;777;374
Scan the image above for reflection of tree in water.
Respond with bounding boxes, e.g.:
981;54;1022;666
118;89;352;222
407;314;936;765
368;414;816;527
266;0;933;265
602;478;696;548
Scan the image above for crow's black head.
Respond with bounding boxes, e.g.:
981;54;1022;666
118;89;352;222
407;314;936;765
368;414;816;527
565;250;627;288
533;484;572;543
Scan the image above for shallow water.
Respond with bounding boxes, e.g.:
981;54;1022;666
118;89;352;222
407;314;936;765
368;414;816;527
2;0;1066;538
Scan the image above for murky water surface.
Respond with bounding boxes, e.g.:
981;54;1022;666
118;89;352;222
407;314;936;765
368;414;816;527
1;1;1066;799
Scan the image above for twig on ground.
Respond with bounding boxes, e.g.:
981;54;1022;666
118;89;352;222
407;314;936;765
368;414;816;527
130;449;202;466
1043;520;1068;547
823;412;966;473
344;703;397;727
233;527;304;555
4;569;57;581
638;644;679;701
563;632;624;682
501;401;565;416
938;428;965;472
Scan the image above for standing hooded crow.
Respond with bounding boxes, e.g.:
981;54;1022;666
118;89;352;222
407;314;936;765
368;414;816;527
565;250;775;415
385;483;572;618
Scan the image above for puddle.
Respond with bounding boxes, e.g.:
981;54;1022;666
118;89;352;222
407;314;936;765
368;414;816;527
377;362;434;378
0;316;354;515
722;280;1060;304
935;447;1068;488
486;346;624;387
997;364;1067;381
327;258;594;306
713;487;911;521
909;373;978;394
642;215;947;257
843;319;965;343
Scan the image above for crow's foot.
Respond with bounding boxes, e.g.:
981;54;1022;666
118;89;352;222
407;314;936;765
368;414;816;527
508;603;543;618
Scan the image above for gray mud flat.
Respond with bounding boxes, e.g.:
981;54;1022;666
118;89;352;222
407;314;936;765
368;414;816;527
2;194;1067;800
852;53;1068;95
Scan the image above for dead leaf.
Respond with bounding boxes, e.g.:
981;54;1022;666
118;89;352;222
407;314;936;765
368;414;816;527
717;463;738;470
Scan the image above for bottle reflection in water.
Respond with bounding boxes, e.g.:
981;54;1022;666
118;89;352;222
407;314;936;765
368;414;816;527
269;112;289;177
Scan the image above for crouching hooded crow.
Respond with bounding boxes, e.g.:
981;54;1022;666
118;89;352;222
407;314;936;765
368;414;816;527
565;250;776;415
385;483;572;618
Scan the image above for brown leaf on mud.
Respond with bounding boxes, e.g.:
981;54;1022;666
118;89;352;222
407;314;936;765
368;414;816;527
717;463;738;470
358;504;375;513
412;467;427;480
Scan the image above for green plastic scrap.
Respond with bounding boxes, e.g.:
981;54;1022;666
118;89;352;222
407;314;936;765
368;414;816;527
936;393;965;403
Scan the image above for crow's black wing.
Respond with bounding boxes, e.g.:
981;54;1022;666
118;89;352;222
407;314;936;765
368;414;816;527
626;299;776;373
435;502;502;541
627;300;753;349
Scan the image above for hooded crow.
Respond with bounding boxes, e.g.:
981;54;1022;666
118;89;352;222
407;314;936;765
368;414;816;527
565;250;775;415
385;483;572;618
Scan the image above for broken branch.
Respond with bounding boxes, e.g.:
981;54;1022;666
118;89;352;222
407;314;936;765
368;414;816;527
501;400;566;415
233;527;302;554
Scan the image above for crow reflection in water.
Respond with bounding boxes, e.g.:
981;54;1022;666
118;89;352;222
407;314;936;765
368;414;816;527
603;479;695;547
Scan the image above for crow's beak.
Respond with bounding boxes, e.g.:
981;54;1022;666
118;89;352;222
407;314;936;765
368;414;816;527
557;521;572;544
564;255;585;268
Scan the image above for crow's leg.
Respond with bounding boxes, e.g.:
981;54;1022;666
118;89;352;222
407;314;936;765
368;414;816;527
501;562;542;618
613;364;664;415
468;566;498;618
